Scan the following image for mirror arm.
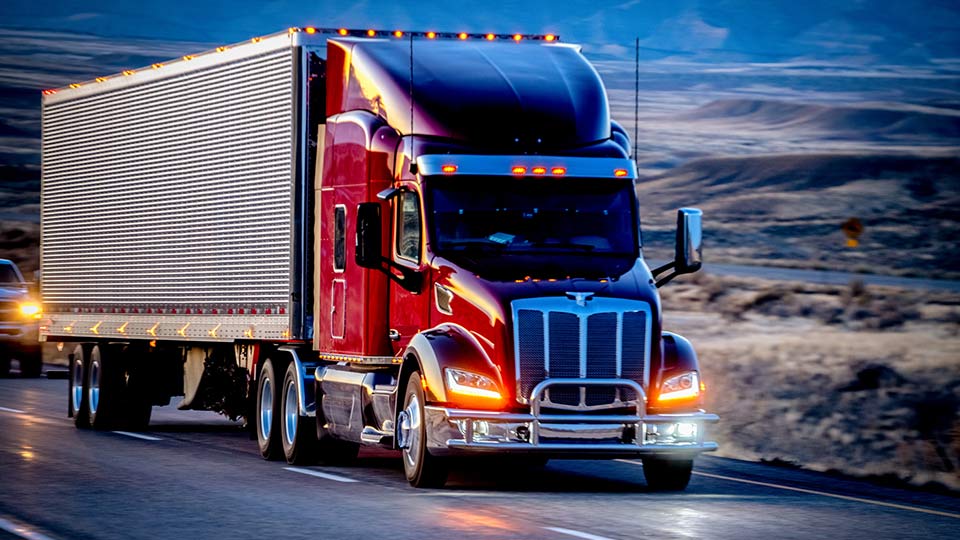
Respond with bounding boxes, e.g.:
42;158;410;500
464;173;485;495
651;261;675;279
654;270;679;288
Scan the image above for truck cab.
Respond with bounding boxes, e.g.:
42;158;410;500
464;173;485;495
308;35;716;489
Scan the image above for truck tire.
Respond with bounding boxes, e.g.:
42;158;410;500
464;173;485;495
281;362;317;464
87;344;125;430
123;346;153;431
642;458;693;491
256;358;283;460
70;345;90;428
19;350;43;378
398;371;448;488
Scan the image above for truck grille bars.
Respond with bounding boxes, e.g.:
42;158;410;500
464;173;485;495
512;297;651;409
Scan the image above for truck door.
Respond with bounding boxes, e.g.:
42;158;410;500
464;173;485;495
389;188;430;353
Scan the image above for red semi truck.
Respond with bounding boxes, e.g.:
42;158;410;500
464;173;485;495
40;27;717;489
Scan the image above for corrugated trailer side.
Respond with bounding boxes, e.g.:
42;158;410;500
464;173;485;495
40;32;307;343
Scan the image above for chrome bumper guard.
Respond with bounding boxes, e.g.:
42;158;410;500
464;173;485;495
425;378;718;456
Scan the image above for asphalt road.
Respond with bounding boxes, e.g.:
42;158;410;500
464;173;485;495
1;375;958;540
705;263;960;293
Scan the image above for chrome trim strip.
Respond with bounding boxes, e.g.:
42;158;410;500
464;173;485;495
316;352;400;365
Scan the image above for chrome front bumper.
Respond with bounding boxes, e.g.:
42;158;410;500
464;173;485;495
424;378;718;457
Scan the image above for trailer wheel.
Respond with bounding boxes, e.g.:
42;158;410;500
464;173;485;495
398;371;448;488
87;344;125;430
70;345;90;428
281;362;317;464
642;458;693;491
124;345;153;431
256;358;283;460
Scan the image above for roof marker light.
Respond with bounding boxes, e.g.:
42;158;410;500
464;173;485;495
95;77;107;83
513;34;522;42
42;89;56;95
367;29;376;36
486;33;495;41
551;167;566;176
545;34;556;42
394;30;404;38
152;63;163;69
614;168;629;177
532;166;547;175
334;28;345;35
251;37;262;43
458;32;468;40
122;70;134;76
441;164;458;174
288;27;299;34
511;166;527;175
182;55;194;61
427;31;436;39
69;83;81;89
216;46;228;52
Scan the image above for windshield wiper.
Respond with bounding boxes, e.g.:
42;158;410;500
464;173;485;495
443;240;509;252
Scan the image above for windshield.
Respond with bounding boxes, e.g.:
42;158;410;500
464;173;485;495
426;177;638;278
0;262;24;284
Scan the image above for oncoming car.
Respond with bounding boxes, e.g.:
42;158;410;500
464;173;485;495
0;259;42;377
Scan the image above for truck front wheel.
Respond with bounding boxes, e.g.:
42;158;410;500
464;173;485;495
281;362;317;464
256;358;283;460
398;371;448;488
642;457;694;491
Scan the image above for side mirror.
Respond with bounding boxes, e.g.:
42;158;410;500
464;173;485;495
652;207;703;287
355;202;382;269
675;207;702;274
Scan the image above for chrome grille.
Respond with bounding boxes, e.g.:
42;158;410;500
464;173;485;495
512;297;652;409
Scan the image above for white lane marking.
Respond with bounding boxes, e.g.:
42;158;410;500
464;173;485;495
111;431;162;441
543;526;616;540
616;460;960;520
0;406;25;414
0;515;58;540
284;466;359;483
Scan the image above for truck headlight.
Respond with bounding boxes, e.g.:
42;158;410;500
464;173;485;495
19;302;42;319
657;371;700;402
444;368;502;400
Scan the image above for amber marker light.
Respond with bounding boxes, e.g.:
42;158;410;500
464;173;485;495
251;37;262;43
513;34;522;42
152;63;163;69
545;34;556;42
216;46;228;52
367;29;376;36
394;30;404;38
614;168;629;177
458;32;468;40
69;83;81;89
441;164;458;174
551;167;566;176
123;70;134;76
182;55;194;61
511;166;527;175
486;33;495;41
95;77;107;83
532;166;547;175
427;31;436;39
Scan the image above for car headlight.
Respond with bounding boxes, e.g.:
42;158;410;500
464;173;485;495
657;371;700;402
19;302;42;319
444;368;502;400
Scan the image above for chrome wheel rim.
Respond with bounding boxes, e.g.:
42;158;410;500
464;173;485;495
88;357;100;414
71;356;84;412
399;393;421;470
259;377;273;441
283;379;297;446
